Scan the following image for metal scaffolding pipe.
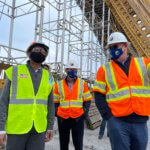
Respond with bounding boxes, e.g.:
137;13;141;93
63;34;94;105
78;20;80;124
34;0;40;41
60;0;67;77
68;0;73;62
39;0;45;41
107;8;111;60
107;8;110;42
90;0;95;79
8;0;16;63
101;0;105;65
80;0;85;77
55;0;61;69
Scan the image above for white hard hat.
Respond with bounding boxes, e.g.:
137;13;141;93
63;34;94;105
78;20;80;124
65;60;79;69
108;32;128;46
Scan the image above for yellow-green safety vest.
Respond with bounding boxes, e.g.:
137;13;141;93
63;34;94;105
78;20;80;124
5;65;53;134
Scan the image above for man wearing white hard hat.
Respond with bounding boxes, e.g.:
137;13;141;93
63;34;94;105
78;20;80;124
93;32;150;150
54;60;92;150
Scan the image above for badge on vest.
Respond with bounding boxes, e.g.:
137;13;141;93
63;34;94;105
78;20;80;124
20;74;28;78
49;76;54;84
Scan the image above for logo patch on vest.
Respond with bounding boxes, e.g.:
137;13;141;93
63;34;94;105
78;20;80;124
20;74;28;78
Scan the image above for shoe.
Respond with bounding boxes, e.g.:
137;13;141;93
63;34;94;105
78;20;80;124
98;134;103;139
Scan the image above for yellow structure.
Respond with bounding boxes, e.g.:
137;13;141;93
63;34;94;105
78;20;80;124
105;0;150;57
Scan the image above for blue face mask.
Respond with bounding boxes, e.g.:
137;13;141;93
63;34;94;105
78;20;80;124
67;70;77;78
110;47;123;59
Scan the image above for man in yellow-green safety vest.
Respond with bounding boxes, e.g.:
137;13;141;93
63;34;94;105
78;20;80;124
0;41;55;150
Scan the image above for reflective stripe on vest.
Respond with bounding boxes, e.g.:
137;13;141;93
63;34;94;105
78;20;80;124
93;80;106;92
58;79;84;108
60;100;83;108
36;99;48;105
131;86;150;97
10;66;47;105
11;66;18;101
134;58;149;86
78;79;84;99
106;88;130;102
83;91;91;99
104;62;117;91
147;64;150;77
58;80;64;100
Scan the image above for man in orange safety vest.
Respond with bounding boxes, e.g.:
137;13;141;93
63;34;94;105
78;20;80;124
93;32;150;150
54;60;92;150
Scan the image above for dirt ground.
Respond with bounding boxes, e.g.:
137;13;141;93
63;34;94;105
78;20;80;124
45;120;150;150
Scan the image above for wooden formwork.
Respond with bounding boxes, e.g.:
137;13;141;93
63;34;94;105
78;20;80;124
86;100;101;130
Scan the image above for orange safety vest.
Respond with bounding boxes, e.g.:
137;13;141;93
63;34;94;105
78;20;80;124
93;57;150;117
54;78;92;119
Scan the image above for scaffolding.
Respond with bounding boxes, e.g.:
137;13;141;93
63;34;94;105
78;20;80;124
0;0;112;80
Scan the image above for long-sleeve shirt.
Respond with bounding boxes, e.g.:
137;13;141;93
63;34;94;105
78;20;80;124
94;55;149;123
0;62;55;131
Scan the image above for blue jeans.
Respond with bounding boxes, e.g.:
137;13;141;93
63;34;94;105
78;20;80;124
99;119;107;137
107;117;148;150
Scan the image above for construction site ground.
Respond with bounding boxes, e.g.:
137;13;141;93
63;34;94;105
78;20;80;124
45;119;150;150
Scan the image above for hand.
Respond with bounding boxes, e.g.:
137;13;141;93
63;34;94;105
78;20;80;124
45;130;53;142
0;133;6;146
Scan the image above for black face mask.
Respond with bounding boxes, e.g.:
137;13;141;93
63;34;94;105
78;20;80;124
30;52;46;63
